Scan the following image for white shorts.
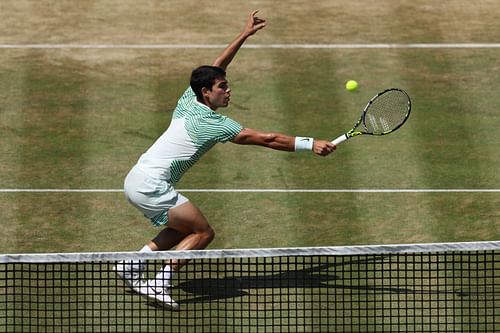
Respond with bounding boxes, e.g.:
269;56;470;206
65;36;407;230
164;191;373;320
124;166;189;227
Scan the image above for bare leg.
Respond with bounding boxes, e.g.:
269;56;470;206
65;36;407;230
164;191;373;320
149;228;187;251
148;201;214;272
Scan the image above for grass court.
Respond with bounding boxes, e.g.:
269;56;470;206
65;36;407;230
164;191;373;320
0;1;499;331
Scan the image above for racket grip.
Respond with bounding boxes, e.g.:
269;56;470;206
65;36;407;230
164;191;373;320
331;134;349;146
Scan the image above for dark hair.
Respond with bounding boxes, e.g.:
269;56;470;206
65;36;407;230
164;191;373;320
190;65;227;101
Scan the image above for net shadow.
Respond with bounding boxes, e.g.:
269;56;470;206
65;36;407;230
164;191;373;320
174;254;483;305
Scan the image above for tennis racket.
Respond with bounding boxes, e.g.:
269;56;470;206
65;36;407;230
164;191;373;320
331;88;411;146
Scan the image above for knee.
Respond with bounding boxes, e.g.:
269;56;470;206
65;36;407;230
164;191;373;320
203;226;215;243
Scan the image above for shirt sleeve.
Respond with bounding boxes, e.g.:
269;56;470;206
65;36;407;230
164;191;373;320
214;115;243;143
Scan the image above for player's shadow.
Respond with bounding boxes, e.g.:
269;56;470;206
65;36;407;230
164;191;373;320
174;256;448;305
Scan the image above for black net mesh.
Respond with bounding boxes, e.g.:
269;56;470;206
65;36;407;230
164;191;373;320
1;243;498;332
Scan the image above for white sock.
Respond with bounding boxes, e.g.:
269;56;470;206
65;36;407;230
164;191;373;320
128;245;152;270
155;265;174;287
140;245;153;253
139;245;152;265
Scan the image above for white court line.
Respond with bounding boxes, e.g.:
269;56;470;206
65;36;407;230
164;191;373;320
0;189;498;193
1;44;496;192
1;43;500;49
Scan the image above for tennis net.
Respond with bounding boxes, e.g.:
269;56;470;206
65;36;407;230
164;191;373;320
1;241;499;332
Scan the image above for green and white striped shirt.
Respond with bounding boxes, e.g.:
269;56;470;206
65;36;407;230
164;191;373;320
136;87;243;185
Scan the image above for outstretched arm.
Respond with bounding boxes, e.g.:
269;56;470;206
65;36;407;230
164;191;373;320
232;128;336;157
212;10;266;70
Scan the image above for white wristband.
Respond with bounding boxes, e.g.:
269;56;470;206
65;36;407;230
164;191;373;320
294;137;314;152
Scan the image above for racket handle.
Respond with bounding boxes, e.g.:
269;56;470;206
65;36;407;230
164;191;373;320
331;134;349;146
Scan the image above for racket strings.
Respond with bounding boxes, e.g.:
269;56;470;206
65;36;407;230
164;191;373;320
363;90;410;134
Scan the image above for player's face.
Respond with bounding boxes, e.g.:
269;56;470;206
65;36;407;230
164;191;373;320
205;78;231;110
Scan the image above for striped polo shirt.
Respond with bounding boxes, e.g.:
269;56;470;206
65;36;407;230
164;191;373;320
136;87;243;185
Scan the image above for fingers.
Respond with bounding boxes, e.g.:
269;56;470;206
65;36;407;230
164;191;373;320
249;10;266;31
314;141;336;156
253;22;266;32
253;16;266;25
251;10;265;22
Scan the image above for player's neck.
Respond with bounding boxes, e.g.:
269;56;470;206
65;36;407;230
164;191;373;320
196;98;217;111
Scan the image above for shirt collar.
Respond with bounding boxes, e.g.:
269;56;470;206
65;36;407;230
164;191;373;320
195;99;216;114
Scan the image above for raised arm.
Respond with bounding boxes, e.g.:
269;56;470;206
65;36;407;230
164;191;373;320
232;128;336;157
212;10;266;70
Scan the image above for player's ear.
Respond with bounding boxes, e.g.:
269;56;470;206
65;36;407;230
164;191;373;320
201;86;211;98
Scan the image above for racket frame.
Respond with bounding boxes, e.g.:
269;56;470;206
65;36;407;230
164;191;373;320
332;88;411;146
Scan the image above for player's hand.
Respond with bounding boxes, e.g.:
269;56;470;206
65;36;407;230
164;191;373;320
313;140;336;156
244;10;266;36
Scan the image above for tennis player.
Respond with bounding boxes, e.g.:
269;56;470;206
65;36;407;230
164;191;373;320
116;10;336;309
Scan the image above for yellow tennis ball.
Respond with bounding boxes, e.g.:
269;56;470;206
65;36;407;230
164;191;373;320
345;80;358;91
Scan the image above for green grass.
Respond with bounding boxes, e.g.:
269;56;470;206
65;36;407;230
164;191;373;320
0;1;499;331
0;47;498;252
3;255;496;332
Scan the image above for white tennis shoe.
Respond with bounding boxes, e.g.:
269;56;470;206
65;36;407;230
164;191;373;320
114;260;145;288
134;280;179;310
